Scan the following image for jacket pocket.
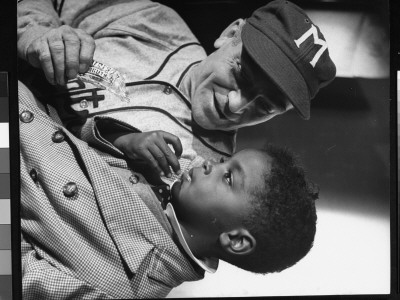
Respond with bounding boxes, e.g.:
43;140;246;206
146;247;183;289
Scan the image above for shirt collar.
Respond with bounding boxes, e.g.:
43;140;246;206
176;61;201;101
160;157;218;273
164;202;218;273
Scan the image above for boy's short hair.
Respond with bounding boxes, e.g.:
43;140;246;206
234;143;318;274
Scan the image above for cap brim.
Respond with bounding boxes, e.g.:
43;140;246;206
242;24;310;120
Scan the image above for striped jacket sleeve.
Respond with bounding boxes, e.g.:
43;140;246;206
78;115;142;160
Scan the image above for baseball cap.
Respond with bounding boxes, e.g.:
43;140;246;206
241;0;336;119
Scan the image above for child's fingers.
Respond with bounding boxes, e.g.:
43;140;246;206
148;145;171;177
142;149;164;176
155;140;180;175
160;132;183;158
158;132;182;174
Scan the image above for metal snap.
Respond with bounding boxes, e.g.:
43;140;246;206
163;85;172;95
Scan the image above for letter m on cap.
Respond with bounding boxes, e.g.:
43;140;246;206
294;24;327;68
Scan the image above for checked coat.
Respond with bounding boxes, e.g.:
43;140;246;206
19;82;204;299
18;1;235;298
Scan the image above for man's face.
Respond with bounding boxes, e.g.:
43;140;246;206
171;149;272;235
190;37;293;131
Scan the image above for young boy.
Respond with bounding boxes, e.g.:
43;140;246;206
104;129;318;275
19;80;317;299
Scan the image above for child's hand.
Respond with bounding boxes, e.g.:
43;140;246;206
114;131;182;178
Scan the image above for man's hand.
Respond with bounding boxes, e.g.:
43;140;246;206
114;131;183;178
26;25;95;86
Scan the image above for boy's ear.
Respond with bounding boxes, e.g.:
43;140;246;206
219;228;256;256
214;19;245;49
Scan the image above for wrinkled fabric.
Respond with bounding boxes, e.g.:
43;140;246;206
17;0;229;298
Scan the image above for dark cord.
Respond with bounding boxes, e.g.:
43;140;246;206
144;43;201;80
58;0;65;16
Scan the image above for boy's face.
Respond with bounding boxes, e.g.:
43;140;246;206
171;149;272;234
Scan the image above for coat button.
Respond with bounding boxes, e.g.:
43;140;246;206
129;174;139;184
63;182;78;197
20;110;34;123
163;85;172;95
52;130;65;143
29;169;38;183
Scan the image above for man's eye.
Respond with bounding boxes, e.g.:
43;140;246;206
220;157;225;163
224;171;232;186
259;100;274;114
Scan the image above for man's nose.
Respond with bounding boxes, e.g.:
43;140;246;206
203;159;217;175
227;90;243;113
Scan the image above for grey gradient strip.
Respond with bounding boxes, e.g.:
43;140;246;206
0;124;8;148
0;174;10;199
0;250;11;275
0;97;9;122
0;148;9;173
0;225;10;249
0;72;8;97
0;275;12;300
0;201;10;224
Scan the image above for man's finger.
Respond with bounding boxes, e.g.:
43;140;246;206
30;41;55;85
62;30;81;80
47;33;66;85
26;41;41;68
75;30;95;73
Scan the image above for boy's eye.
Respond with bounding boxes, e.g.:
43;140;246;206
236;61;242;72
232;60;243;80
236;62;252;85
224;171;232;186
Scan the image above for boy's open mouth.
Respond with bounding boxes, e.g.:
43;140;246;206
181;169;192;183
